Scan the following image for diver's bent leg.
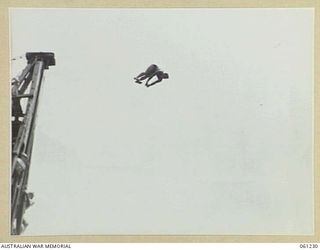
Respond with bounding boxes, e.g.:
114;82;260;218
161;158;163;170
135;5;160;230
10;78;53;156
146;79;162;87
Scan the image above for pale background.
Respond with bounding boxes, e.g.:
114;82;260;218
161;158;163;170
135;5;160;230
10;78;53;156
10;8;314;235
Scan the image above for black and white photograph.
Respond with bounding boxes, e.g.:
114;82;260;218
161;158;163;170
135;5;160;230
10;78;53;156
9;8;314;236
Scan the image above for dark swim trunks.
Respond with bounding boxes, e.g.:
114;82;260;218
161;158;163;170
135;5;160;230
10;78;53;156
145;64;159;76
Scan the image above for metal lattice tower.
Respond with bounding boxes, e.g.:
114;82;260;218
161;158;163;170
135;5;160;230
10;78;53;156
11;52;55;235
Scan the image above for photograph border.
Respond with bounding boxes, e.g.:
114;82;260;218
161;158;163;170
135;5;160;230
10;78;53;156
0;0;319;243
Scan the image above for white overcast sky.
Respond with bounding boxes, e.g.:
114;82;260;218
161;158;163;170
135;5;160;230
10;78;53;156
10;8;314;235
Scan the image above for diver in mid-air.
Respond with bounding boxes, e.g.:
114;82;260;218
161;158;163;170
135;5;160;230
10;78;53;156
134;64;169;87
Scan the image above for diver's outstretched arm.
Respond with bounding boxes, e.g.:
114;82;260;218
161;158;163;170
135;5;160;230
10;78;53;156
146;78;162;87
146;73;157;85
